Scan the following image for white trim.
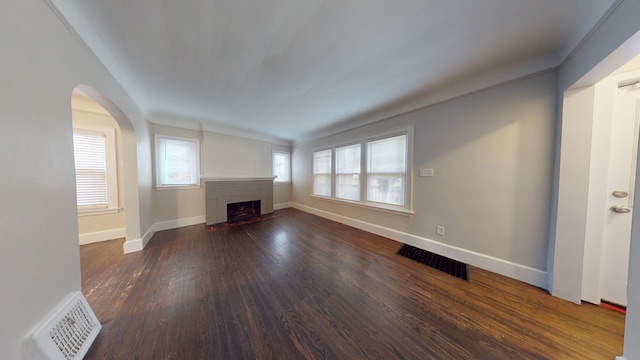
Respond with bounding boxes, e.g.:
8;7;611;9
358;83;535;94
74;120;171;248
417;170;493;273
274;202;292;210
615;356;627;360
124;225;155;254
77;208;121;217
123;237;144;254
311;194;414;217
79;227;126;245
153;215;206;232
292;202;547;288
123;216;206;254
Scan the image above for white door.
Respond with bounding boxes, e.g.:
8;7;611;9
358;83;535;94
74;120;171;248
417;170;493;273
600;84;640;306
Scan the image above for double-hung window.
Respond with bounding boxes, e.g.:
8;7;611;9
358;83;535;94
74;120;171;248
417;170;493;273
155;135;200;188
313;149;332;197
272;150;291;183
73;126;118;214
335;144;361;201
367;134;407;206
311;125;413;213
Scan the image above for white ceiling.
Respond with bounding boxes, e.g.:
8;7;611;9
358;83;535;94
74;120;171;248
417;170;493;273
52;0;616;142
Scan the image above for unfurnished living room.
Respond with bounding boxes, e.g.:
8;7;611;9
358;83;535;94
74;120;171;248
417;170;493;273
3;1;640;359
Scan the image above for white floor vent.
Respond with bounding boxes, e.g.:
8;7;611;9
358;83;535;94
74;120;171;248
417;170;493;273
24;291;101;360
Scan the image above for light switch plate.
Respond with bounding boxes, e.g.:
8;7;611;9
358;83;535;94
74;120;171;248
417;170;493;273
419;168;434;177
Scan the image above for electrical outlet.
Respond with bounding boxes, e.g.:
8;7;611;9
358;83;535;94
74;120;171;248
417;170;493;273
419;168;434;177
436;226;445;236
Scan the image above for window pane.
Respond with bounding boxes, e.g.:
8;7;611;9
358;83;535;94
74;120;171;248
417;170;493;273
367;174;405;206
313;149;332;196
367;135;407;206
157;137;199;186
368;135;407;173
314;149;331;174
314;174;332;197
273;151;290;182
336;144;360;201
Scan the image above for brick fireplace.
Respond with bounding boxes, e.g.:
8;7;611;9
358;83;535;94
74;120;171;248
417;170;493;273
204;177;275;226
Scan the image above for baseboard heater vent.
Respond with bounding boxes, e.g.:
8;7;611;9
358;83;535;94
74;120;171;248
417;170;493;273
398;244;469;281
24;291;101;359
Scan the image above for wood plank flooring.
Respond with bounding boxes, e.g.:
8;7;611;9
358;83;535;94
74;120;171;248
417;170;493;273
81;208;624;359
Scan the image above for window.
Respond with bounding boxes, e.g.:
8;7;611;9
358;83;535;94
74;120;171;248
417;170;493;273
313;149;332;196
155;135;200;187
310;125;413;213
272;150;291;183
73;126;118;214
335;144;360;201
367;134;407;206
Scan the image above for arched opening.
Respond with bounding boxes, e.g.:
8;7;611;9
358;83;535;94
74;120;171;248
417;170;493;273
72;88;126;245
71;85;143;254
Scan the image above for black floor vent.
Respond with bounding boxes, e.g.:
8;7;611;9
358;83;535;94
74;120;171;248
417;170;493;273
397;244;469;281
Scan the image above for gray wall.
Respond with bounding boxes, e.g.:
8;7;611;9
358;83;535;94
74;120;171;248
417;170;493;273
0;0;152;357
293;71;557;272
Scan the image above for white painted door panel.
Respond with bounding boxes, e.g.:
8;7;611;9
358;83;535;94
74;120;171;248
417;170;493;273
600;85;640;306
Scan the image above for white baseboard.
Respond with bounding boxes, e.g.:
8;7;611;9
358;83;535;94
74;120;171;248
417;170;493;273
123;237;143;254
153;215;206;232
123;215;206;254
615;356;627;360
292;203;548;289
79;227;126;245
274;202;293;210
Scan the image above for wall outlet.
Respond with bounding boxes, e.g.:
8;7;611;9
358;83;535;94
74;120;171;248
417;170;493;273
436;226;445;236
419;168;434;177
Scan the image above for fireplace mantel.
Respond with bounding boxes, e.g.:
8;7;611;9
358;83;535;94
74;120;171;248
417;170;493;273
204;177;275;225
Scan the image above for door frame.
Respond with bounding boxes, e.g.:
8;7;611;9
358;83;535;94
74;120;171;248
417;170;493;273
579;71;640;304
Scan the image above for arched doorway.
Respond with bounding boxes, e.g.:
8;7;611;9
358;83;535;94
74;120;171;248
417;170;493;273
72;88;126;245
72;85;143;254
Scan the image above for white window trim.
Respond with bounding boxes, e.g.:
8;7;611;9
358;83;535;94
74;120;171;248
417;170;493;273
154;134;201;190
272;150;291;184
74;126;119;216
311;124;414;213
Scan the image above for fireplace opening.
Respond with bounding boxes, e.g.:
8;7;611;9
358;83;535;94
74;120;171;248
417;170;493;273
227;200;261;223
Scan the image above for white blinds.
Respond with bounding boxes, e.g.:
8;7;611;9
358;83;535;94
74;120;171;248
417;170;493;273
313;149;332;196
73;132;108;207
336;144;360;201
367;134;407;206
155;136;200;186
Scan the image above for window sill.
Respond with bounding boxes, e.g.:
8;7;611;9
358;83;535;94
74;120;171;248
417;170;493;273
310;195;414;217
78;208;122;217
155;184;202;191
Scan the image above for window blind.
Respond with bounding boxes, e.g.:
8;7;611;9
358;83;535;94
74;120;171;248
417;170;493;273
336;144;360;201
73;132;108;207
313;149;332;196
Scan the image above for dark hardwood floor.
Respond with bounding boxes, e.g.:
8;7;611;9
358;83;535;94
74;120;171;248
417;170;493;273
81;208;624;359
